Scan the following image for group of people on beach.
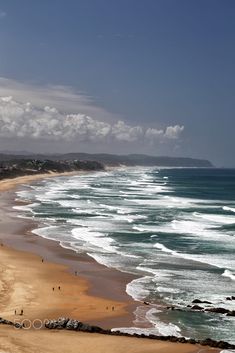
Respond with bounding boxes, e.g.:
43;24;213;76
106;306;115;311
14;309;24;315
52;286;61;291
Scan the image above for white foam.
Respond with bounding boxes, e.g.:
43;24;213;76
156;286;182;294
71;227;116;253
112;308;181;337
126;277;152;301
155;217;234;241
146;308;181;336
153;241;235;270
154;242;176;254
194;212;235;224
223;206;235;213
87;252;114;268
132;225;160;232
13;202;40;212
222;269;235;281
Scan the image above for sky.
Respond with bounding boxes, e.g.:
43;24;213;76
0;0;234;166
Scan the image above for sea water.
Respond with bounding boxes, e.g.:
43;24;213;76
14;167;235;343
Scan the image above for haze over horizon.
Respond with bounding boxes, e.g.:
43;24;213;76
0;0;234;167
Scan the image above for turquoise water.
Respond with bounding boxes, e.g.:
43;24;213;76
14;167;235;342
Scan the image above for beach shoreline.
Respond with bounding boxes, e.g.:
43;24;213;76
0;172;220;353
0;173;140;329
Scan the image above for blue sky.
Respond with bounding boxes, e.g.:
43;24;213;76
0;0;234;166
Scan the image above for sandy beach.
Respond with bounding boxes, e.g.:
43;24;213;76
0;173;220;353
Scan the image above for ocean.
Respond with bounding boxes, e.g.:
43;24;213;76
14;167;235;343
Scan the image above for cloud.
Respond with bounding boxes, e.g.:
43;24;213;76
164;125;184;139
0;77;118;123
0;96;184;145
0;10;6;19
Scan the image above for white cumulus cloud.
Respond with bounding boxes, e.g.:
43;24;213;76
0;96;184;145
164;125;184;139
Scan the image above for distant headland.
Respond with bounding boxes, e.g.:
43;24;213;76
0;152;213;179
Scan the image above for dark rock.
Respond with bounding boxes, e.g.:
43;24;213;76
192;299;203;304
0;317;23;328
227;310;235;316
205;307;229;314
187;338;197;344
66;319;82;330
46;318;103;334
226;296;235;301
148;334;156;339
217;341;232;349
57;317;70;328
200;338;218;347
192;299;212;304
191;305;204;311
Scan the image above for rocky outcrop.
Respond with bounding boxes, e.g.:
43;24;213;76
227;310;235;316
191;305;204;311
44;317;235;350
188;298;235;317
192;299;212;304
0;317;22;328
45;317;106;333
205;307;229;314
226;296;235;300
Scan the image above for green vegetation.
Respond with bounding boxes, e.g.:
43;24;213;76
0;159;104;180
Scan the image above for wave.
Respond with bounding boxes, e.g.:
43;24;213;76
222;269;235;281
71;227;116;253
223;206;235;213
194;212;235;225
156;286;182;294
126;277;152;301
112;308;181;337
13;202;40;212
153;242;235;270
151;217;234;241
154;242;176;254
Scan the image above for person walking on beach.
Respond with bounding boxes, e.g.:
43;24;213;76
52;287;54;291
58;286;61;290
14;309;16;315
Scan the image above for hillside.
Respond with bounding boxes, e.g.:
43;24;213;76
0;153;213;168
0;159;104;180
